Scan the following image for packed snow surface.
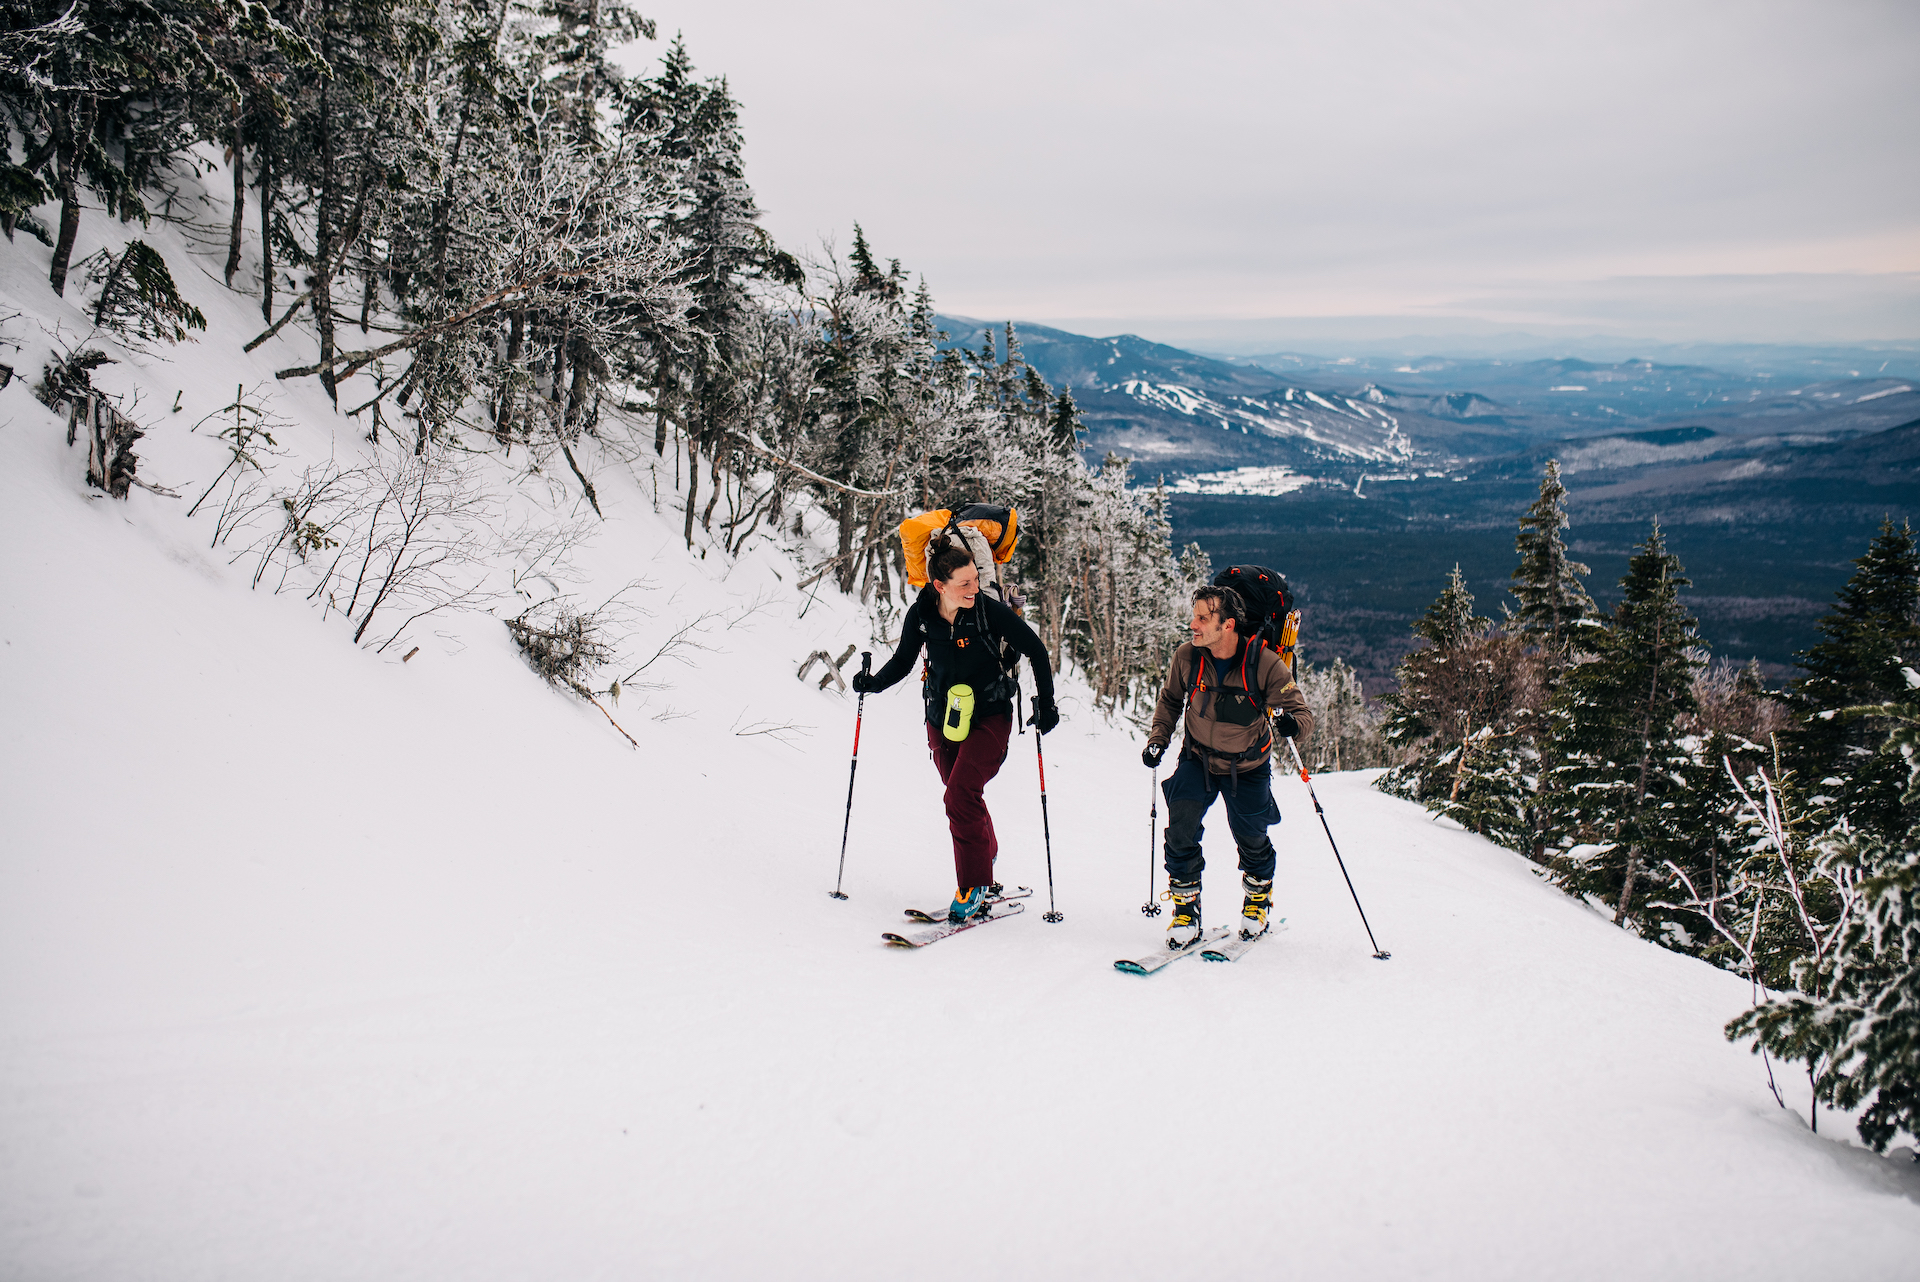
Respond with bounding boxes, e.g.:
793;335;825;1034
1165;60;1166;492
4;225;1920;1280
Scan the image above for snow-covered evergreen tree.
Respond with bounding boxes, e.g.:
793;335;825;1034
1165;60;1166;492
1778;519;1920;842
1379;566;1544;844
1509;458;1597;659
1545;521;1703;927
1717;665;1918;1149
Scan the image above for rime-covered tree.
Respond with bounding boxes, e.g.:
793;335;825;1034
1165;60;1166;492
0;0;311;292
1299;658;1387;772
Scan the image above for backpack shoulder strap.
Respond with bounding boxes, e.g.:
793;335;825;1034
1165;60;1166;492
1238;640;1258;706
1184;645;1224;719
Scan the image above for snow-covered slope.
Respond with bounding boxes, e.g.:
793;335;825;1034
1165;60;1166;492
4;228;1920;1279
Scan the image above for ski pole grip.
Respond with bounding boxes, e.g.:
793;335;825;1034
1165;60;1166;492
860;651;872;674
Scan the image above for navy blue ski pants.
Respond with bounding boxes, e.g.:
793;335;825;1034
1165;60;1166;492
1161;753;1281;884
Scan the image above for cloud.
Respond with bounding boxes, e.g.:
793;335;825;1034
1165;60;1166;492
630;0;1920;342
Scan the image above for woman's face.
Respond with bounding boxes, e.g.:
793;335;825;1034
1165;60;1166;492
936;562;980;611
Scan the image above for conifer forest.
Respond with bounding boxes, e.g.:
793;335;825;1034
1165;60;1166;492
1379;470;1920;1149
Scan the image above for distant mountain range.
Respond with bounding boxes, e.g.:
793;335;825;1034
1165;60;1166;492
937;315;1920;690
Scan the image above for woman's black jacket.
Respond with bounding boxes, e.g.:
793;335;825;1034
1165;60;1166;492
868;588;1054;725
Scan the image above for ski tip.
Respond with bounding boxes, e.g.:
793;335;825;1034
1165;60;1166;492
1114;960;1149;974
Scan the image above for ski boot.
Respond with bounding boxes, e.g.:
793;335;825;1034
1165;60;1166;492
948;885;992;923
1165;879;1202;949
1239;873;1273;940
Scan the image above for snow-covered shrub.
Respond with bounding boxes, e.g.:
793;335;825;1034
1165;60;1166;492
507;601;616;697
1688;656;1786;744
33;346;113;412
208;445;498;653
82;240;206;346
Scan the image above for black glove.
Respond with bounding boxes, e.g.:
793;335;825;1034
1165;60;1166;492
1028;696;1059;734
851;670;877;694
1142;741;1166;768
1272;712;1300;738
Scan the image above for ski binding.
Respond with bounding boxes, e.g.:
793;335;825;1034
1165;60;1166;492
883;900;1026;948
1201;918;1287;962
1114;926;1231;975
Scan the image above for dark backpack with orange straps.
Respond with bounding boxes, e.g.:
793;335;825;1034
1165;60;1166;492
1213;565;1295;665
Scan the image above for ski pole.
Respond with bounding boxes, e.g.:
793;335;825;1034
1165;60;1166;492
1035;729;1062;922
1142;766;1162;917
1287;738;1390;960
829;651;872;901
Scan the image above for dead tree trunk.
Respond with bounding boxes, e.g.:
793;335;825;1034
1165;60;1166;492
258;143;274;323
48;94;98;296
836;492;857;593
224;99;246;288
78;396;146;498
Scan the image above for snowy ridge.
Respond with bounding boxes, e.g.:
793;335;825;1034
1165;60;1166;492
4;221;1920;1276
1117;378;1416;464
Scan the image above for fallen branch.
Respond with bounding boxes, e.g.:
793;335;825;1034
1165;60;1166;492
127;474;182;498
572;684;637;748
242;290;310;352
560;440;602;518
725;429;901;498
273;266;609;383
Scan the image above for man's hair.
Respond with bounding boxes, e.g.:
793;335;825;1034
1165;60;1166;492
928;532;975;585
1192;584;1244;632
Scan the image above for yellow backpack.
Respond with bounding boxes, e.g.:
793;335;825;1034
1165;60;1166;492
898;504;1019;591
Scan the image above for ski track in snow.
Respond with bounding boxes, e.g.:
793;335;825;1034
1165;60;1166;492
4;223;1920;1280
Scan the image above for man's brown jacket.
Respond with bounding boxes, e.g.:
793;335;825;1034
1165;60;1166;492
1147;639;1315;773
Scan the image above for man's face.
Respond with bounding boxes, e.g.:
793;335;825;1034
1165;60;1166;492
1190;600;1230;650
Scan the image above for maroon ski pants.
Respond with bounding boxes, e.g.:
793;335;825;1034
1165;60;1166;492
925;711;1013;890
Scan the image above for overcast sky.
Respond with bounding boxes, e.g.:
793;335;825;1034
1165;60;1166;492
622;1;1920;346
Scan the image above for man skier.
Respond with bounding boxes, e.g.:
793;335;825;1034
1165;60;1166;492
1142;585;1314;947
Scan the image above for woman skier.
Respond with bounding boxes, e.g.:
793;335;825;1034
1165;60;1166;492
853;531;1058;922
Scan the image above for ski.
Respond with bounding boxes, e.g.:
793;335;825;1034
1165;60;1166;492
1113;926;1231;975
902;886;1032;923
1201;918;1288;962
884;900;1025;948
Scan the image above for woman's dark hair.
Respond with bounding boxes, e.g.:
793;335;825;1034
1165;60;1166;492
928;532;975;585
1192;584;1245;631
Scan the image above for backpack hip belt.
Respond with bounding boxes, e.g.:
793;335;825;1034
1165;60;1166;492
1179;733;1274;793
